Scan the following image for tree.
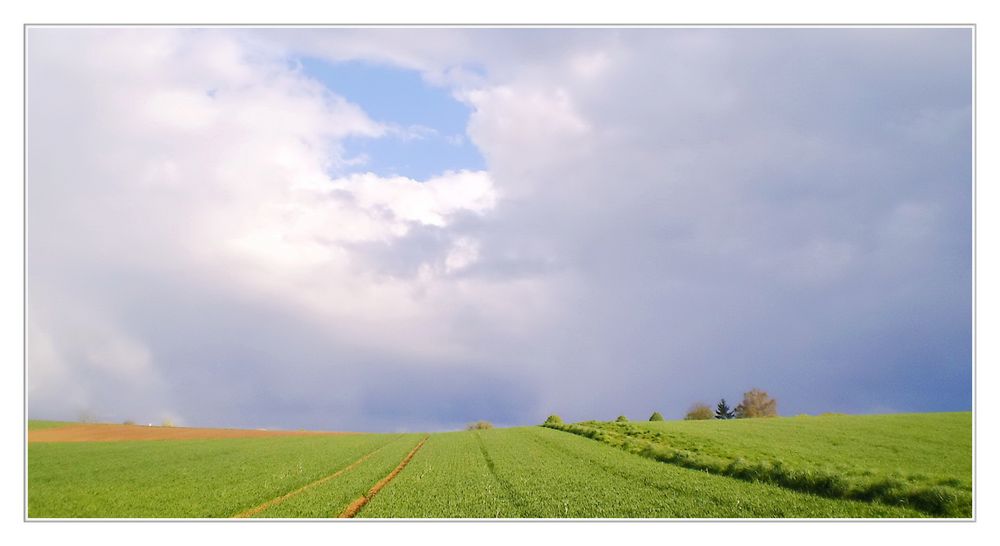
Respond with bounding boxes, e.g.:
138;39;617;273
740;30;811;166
615;415;629;423
684;403;714;420
649;411;664;421
734;388;778;418
544;414;563;425
715;399;735;420
466;420;494;430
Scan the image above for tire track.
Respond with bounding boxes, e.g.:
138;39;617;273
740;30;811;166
337;435;429;518
232;439;395;518
474;431;524;517
526;428;684;495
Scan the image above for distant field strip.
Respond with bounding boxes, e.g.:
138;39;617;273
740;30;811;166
29;423;353;443
339;435;428;518
545;413;971;517
232;441;392;518
27;420;75;431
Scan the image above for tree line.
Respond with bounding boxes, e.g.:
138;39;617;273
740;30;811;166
684;388;777;420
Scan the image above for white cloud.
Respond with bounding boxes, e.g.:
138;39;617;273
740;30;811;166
445;237;480;274
27;28;502;425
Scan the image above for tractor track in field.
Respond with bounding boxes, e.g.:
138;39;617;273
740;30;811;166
337;435;428;518
528;429;690;496
232;440;395;518
474;432;525;517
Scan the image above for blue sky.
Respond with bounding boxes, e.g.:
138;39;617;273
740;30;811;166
27;28;972;431
298;57;485;179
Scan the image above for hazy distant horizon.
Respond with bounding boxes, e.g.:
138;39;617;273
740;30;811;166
27;27;972;432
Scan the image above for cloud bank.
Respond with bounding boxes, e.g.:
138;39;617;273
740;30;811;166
27;28;972;431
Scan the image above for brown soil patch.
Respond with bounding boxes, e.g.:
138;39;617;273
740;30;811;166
337;435;428;518
28;423;358;443
232;442;391;518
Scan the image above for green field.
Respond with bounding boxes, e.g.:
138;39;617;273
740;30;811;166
362;427;920;517
27;412;971;519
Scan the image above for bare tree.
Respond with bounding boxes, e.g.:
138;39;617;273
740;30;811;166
734;388;778;418
466;421;494;430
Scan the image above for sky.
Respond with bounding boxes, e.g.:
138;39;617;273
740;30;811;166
26;28;972;432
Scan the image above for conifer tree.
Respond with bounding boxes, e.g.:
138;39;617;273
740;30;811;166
715;398;735;419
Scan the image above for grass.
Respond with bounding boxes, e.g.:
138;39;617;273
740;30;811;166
545;412;971;516
361;427;922;518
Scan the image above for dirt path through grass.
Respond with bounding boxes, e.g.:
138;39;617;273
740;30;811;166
338;435;429;518
232;441;393;518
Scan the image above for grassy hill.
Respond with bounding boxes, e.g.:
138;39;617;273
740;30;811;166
545;412;971;516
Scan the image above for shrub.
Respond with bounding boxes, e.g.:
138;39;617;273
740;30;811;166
544;414;564;425
684;403;714;420
615;415;629;423
649;412;664;421
734;388;777;418
466;420;494;430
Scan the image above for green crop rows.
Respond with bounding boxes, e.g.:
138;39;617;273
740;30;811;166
28;434;400;518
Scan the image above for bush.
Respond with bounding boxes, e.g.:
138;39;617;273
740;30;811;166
466;420;494;430
684;403;714;420
649;412;664;421
734;388;778;418
544;414;564;425
615;415;629;423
